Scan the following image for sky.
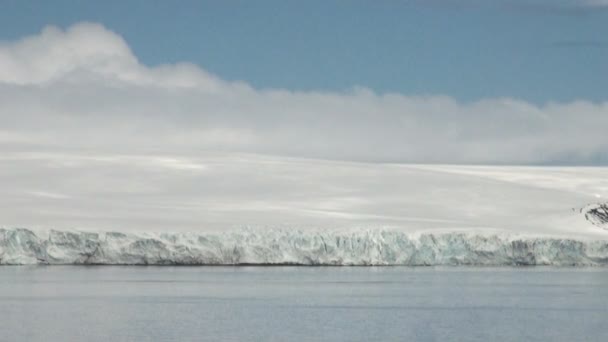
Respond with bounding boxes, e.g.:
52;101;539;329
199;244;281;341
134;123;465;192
0;0;607;103
0;0;607;165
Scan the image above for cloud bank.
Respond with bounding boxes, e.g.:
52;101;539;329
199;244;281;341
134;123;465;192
0;22;607;164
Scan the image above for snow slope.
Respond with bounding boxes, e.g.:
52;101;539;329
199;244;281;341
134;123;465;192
1;152;607;265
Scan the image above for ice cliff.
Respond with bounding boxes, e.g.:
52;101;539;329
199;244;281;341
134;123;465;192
2;228;608;266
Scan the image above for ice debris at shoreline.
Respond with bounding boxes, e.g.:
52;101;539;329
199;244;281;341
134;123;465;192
2;228;608;266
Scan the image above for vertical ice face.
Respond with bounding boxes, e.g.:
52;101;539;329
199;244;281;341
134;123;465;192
2;228;608;266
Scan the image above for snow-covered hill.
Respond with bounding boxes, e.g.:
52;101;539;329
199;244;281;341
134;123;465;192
1;152;607;265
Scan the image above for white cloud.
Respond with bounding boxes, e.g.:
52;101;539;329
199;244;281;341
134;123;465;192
0;22;607;165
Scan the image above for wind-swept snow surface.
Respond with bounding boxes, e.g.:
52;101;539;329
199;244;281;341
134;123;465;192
1;153;608;265
1;153;608;234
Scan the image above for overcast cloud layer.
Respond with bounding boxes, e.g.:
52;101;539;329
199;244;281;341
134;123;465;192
1;23;607;164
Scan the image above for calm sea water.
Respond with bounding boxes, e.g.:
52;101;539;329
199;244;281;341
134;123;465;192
1;266;608;341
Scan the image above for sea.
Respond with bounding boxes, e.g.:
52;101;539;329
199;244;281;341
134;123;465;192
1;266;607;341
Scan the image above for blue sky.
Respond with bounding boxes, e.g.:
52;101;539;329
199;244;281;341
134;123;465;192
0;1;607;165
1;0;606;103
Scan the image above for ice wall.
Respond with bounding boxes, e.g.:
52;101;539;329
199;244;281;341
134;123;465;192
2;228;608;266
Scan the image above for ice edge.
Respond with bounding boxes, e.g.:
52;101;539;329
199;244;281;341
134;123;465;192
2;228;608;266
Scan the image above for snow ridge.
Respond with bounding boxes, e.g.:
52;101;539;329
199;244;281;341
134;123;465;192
2;228;608;266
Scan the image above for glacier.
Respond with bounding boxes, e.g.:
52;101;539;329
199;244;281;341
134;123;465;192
2;228;608;266
2;154;608;266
